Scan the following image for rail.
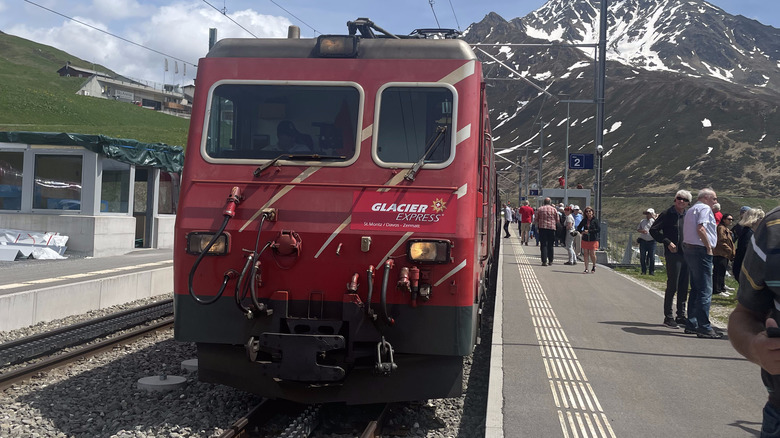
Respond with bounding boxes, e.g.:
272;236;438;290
0;298;173;367
0;317;173;390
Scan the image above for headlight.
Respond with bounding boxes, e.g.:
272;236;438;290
316;35;358;57
186;232;229;255
407;240;451;264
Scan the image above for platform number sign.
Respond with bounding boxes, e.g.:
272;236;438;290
569;153;594;169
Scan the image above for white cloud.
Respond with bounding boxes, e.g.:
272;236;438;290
7;1;291;85
91;0;147;20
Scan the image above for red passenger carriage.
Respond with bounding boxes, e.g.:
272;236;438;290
174;20;499;404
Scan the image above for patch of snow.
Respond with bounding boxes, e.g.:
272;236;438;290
701;118;712;128
533;71;552;81
525;24;566;41
759;134;766;142
706;147;713;155
700;61;734;82
607;121;622;133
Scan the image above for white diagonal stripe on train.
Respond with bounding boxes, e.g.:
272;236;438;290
511;242;616;438
455;183;467;199
455;124;471;147
433;258;467;287
314;215;351;259
361;124;373;142
438;60;475;85
239;167;320;232
376;232;414;267
377;172;407;192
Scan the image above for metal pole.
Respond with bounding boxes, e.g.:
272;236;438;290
524;146;529;202
564;101;570;206
595;0;608;221
538;120;543;199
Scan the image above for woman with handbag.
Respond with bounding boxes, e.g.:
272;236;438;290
577;206;601;273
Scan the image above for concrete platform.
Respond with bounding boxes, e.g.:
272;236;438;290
0;249;173;332
486;231;764;437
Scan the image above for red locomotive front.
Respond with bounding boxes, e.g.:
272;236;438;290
174;21;498;404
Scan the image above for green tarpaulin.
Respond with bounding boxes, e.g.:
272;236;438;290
0;131;183;173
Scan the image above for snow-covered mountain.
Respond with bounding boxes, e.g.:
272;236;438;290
518;0;780;91
462;0;780;198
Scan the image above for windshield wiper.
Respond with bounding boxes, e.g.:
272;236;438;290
404;126;447;182
253;154;347;177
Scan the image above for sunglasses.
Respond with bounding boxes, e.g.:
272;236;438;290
675;197;690;202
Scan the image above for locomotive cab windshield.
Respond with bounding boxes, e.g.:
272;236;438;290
203;83;361;164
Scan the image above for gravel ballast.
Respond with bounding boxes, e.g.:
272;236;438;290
1;288;495;437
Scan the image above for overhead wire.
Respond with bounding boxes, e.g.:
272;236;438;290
202;0;258;38
428;0;441;28
447;0;461;31
268;0;320;35
23;0;197;68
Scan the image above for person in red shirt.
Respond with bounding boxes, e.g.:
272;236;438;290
713;203;723;225
518;200;535;245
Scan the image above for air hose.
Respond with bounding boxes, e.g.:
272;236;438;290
188;215;233;305
380;260;395;326
188;187;241;305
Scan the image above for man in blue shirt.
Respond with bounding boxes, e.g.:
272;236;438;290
681;188;720;338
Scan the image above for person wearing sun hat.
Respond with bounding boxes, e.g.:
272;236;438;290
638;207;658;275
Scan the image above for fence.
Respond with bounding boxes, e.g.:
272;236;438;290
600;223;663;268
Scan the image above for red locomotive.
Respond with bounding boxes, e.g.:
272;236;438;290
174;19;499;404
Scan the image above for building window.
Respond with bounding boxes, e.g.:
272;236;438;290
33;154;82;210
0;151;24;210
158;171;180;214
101;159;130;213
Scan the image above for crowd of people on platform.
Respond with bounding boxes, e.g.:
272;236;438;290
643;188;768;340
500;189;770;341
505;192;780;434
501;198;598;272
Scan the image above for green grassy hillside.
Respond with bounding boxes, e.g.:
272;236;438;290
0;31;189;147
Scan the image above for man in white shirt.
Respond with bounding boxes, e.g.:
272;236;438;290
681;188;720;338
503;203;513;238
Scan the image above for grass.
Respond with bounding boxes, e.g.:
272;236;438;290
614;265;738;326
0;32;189;147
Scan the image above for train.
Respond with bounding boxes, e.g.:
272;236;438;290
173;18;500;404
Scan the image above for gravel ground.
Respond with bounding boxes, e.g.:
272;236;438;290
0;329;263;437
1;286;496;437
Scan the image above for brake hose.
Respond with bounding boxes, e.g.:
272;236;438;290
188;187;241;305
188;215;233;305
380;260;395;326
365;265;377;321
236;213;273;317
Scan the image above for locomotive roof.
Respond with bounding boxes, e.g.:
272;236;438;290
206;37;476;60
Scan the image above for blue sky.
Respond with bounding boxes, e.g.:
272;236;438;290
0;0;776;85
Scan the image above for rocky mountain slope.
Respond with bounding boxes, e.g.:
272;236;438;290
463;0;780;198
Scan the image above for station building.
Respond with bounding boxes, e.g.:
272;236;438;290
0;132;183;257
58;63;191;117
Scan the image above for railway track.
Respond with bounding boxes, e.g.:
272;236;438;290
0;298;173;367
219;400;395;438
0;301;174;390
